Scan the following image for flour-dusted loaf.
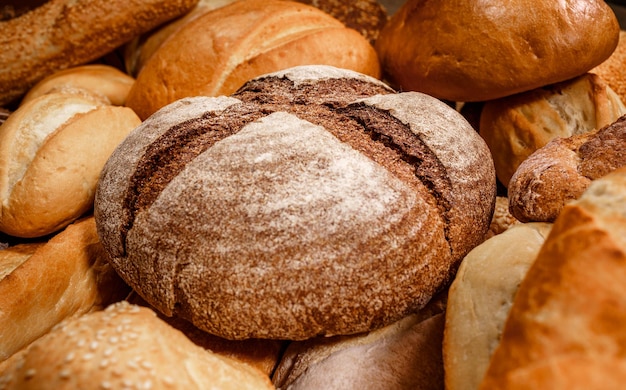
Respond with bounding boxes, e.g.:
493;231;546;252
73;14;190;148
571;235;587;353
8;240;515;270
95;65;496;340
480;73;626;186
508;115;626;223
0;90;141;238
480;167;626;389
375;0;620;102
0;301;275;390
0;0;198;106
124;0;382;120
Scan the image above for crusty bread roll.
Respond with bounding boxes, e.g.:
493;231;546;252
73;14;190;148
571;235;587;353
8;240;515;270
124;0;388;78
480;167;626;389
95;65;496;340
443;222;552;390
508;115;626;223
592;30;626;104
0;301;275;390
20;65;135;107
479;73;626;186
124;0;382;120
0;241;45;280
0;90;141;238
272;293;446;390
0;0;198;106
0;217;130;362
375;0;620;102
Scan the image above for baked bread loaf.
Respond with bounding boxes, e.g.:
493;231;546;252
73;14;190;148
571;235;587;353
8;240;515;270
124;0;382;120
0;301;275;390
508;115;626;223
0;90;141;238
20;64;135;107
95;65;496;340
479;73;626;186
592;30;626;104
0;0;198;106
0;217;130;362
124;0;388;77
375;0;620;102
480;167;626;389
272;292;446;390
443;222;552;390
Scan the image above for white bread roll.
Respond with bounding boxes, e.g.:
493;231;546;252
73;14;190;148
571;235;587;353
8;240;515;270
20;65;135;107
0;90;141;238
375;0;620;102
480;167;626;389
0;217;130;362
443;222;552;390
0;0;198;106
0;301;275;390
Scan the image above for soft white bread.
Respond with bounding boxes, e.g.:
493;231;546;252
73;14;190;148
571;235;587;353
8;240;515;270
0;217;130;362
0;0;198;106
272;293;446;390
479;73;626;186
0;301;275;390
96;65;496;340
443;222;552;390
375;0;620;102
0;90;141;238
20;65;135;107
508;115;626;222
125;0;382;120
480;167;626;389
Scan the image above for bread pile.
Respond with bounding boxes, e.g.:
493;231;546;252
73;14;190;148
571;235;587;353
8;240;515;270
0;0;626;389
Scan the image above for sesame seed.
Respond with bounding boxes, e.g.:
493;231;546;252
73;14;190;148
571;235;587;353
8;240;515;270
103;348;114;357
90;341;99;351
64;352;76;363
82;353;95;361
24;369;36;379
109;336;119;344
59;370;71;380
100;381;112;389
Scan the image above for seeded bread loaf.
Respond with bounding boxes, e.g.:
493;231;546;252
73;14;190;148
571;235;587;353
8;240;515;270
95;65;496;340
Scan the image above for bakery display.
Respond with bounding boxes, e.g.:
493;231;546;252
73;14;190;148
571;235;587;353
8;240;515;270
0;301;275;390
480;167;626;389
508;115;626;223
0;0;199;106
0;90;141;238
95;65;496;340
375;0;620;102
0;0;624;387
443;222;552;390
479;73;626;186
0;217;130;361
124;0;382;120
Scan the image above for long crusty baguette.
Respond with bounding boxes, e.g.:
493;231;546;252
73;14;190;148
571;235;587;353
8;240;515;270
0;0;198;106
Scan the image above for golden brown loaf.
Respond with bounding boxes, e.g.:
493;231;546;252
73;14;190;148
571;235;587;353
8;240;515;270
443;222;552;390
0;0;198;106
592;30;626;104
20;65;136;107
375;0;620;102
0;90;141;238
95;65;496;340
124;0;382;120
479;73;626;186
0;217;130;362
508;115;626;223
0;301;275;390
480;167;626;389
